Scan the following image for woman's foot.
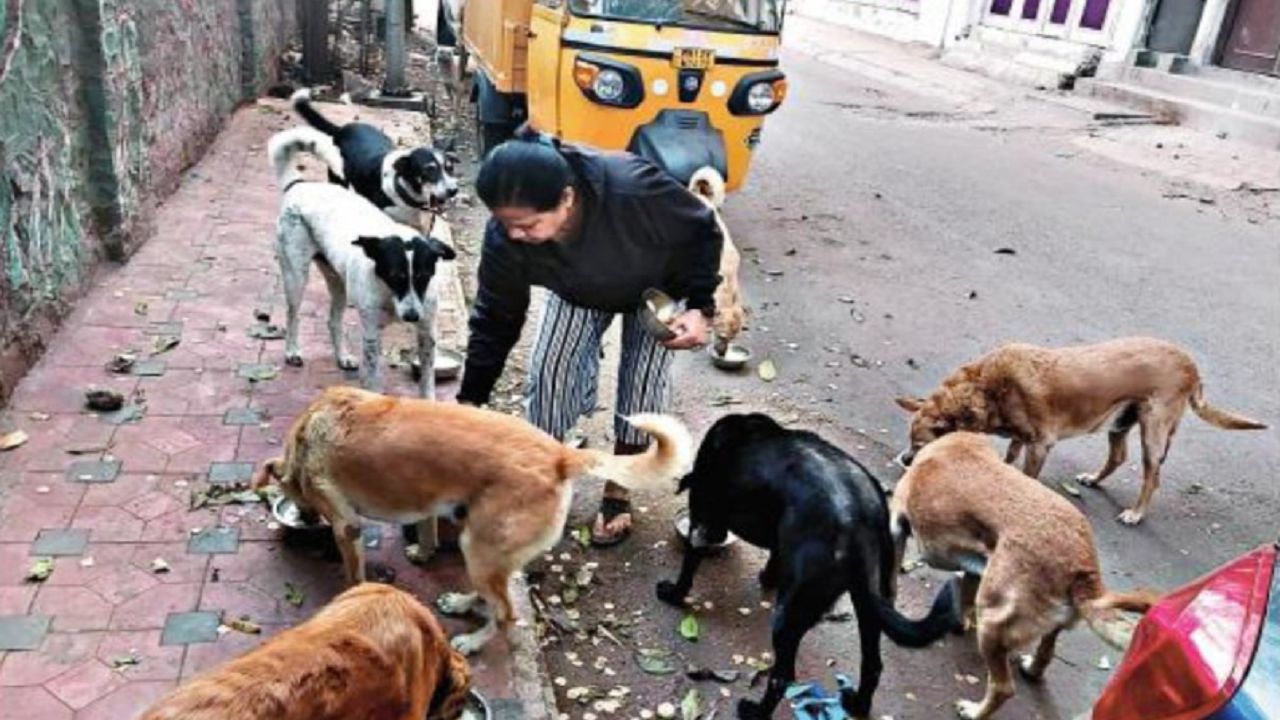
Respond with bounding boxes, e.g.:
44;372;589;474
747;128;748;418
591;492;632;547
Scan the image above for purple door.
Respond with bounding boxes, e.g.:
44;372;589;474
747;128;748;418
1219;0;1280;75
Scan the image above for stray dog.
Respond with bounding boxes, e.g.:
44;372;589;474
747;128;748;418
268;128;457;398
252;386;693;655
688;166;745;354
292;88;459;229
890;433;1160;719
138;583;472;720
895;336;1266;524
657;414;961;720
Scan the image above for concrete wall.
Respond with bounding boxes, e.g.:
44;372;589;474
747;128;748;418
0;0;296;403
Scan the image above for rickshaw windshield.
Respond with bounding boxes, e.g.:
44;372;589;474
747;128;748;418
569;0;784;33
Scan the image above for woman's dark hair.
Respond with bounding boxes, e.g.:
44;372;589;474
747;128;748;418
475;124;575;211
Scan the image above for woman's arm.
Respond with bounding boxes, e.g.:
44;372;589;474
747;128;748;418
457;222;531;405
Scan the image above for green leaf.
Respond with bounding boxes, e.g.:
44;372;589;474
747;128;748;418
573;526;592;548
680;687;702;720
678;613;700;642
26;557;54;582
284;582;305;608
634;648;678;676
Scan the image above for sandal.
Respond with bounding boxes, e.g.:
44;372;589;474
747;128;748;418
590;496;633;547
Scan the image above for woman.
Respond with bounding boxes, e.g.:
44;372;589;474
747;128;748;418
455;127;722;546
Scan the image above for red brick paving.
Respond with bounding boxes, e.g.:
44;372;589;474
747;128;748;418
0;100;506;719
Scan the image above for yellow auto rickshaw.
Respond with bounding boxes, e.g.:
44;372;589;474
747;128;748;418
438;0;787;192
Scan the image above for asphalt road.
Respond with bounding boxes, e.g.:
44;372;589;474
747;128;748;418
530;43;1280;720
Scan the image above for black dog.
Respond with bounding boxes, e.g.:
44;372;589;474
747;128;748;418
291;89;458;226
657;414;961;720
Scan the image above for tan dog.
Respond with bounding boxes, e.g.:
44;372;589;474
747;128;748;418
139;583;471;720
688;166;745;354
252;386;693;655
890;433;1160;720
895;336;1266;524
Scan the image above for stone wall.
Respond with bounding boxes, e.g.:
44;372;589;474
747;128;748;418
0;0;296;404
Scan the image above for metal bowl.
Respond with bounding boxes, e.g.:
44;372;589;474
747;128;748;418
410;347;465;382
639;288;680;342
270;495;328;531
708;342;752;371
673;510;739;549
434;689;490;720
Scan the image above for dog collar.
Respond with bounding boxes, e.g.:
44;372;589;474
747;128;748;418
394;181;432;211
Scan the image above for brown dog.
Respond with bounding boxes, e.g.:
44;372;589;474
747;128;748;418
895;336;1266;524
890;433;1159;720
688;166;745;354
252;386;693;655
138;583;471;720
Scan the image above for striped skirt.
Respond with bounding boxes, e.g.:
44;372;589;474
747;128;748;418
526;292;674;446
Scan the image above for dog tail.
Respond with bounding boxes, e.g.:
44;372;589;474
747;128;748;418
569;414;695;491
1076;581;1161;650
870;577;964;648
1189;384;1267;430
688;166;726;210
291;88;344;137
268;127;345;190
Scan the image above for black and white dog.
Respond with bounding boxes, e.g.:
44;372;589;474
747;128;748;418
267;128;456;398
290;89;459;229
658;414;963;720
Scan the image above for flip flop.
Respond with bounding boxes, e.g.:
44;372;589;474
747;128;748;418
590;496;633;548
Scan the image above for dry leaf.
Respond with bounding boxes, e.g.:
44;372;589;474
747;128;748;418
635;648;678;676
150;336;181;356
757;359;777;382
225;616;262;634
284;582;305;608
29;412;51;422
0;430;28;451
111;654;141;669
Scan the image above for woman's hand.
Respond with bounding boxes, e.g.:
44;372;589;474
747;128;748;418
663;310;708;350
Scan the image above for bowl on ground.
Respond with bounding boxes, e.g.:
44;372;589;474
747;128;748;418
708;342;752;371
673;509;739;550
270;495;328;532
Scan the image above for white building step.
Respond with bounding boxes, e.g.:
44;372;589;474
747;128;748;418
1096;65;1280;120
1079;78;1280;149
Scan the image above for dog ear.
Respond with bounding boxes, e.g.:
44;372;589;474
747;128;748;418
352;236;383;258
895;396;925;413
394;154;416;174
419;235;457;261
427;648;472;720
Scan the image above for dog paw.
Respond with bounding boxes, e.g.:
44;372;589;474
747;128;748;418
736;699;767;720
1018;654;1046;681
436;592;478;616
655;581;688;607
336;356;358;371
449;632;486;656
284;354;304;368
955;700;983;720
1075;472;1101;487
1117;509;1145;526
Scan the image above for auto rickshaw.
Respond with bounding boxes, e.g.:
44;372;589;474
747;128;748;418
437;0;788;191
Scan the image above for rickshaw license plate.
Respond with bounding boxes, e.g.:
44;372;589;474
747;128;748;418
672;47;715;70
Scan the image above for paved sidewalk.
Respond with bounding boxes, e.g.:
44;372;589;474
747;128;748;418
0;99;536;719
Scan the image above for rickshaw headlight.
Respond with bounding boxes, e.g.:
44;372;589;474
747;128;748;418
746;83;775;113
728;70;786;115
593;69;625;103
573;54;644;108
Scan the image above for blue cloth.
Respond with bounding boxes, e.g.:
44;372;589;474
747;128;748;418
786;674;854;720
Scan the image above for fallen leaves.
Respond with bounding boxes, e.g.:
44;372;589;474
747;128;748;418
111;654;141;669
757;359;777;382
189;485;269;511
678;614;700;642
0;430;28;451
150;336;181;356
26;557;54;582
224;616;263;635
635;648;678;676
84;387;126;412
248;323;287;340
680;688;702;720
284;582;305;608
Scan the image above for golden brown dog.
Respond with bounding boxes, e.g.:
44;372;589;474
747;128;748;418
688;166;745;354
252;386;693;655
138;583;471;720
890;433;1160;720
895;336;1266;525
